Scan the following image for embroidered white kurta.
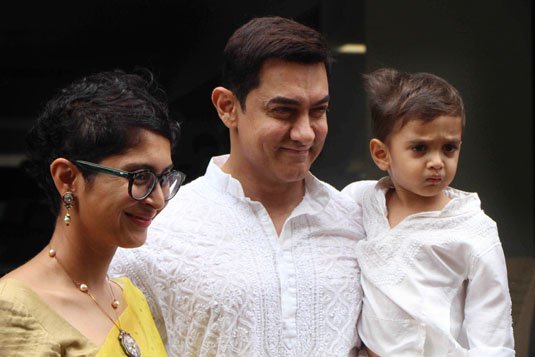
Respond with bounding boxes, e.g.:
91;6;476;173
342;178;514;356
111;155;365;357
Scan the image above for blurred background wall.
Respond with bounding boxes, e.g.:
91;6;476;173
0;0;532;316
363;0;533;258
0;0;532;268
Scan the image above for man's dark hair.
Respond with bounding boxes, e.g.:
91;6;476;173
364;68;465;142
222;16;332;110
26;70;180;215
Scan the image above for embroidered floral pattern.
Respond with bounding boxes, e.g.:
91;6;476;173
111;157;364;357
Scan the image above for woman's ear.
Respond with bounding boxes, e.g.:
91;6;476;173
211;86;239;129
49;158;82;195
370;138;390;172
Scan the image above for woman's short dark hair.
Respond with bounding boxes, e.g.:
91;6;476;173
364;68;465;142
26;70;180;215
222;16;332;110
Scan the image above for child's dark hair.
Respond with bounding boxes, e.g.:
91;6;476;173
26;70;180;215
364;68;465;141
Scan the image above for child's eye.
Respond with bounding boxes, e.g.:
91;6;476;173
412;144;426;153
443;144;459;153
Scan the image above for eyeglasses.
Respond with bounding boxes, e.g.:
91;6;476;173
75;160;186;201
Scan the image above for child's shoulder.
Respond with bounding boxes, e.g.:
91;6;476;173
445;186;493;222
341;179;378;203
444;186;501;245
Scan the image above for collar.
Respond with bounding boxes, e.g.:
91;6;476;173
374;176;482;217
204;154;330;216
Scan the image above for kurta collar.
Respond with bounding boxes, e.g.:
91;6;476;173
204;154;330;215
374;176;482;218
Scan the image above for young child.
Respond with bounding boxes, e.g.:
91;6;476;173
344;68;514;356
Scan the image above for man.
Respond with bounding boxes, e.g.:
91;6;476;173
111;16;364;356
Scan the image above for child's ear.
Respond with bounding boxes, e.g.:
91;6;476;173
370;138;390;171
211;86;239;129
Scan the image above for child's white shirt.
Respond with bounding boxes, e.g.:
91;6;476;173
343;177;514;356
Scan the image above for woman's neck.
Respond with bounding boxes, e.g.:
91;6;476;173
48;223;116;288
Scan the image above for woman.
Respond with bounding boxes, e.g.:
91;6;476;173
0;71;184;356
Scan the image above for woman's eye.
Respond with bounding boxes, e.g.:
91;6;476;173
160;171;174;184
133;172;152;184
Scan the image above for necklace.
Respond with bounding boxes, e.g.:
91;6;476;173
48;247;141;357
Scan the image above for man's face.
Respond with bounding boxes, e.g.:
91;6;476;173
230;58;329;186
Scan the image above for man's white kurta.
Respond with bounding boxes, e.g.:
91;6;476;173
343;178;514;356
110;155;365;357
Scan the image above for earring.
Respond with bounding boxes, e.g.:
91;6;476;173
62;192;74;226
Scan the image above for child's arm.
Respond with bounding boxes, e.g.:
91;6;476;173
463;234;515;355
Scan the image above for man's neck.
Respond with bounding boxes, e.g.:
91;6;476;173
248;179;305;236
221;159;306;236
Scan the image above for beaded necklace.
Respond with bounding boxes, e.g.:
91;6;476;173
48;247;141;357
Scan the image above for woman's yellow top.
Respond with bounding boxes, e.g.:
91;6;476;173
0;276;167;356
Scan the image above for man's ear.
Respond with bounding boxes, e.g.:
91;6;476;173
211;86;239;129
369;138;390;171
49;158;82;196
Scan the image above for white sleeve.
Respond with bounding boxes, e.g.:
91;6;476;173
463;237;515;356
341;180;377;206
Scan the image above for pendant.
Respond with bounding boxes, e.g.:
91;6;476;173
118;330;141;357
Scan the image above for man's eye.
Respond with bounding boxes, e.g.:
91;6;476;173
270;107;294;118
310;107;328;118
272;107;292;113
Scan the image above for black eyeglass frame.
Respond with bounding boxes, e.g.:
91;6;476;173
74;160;186;201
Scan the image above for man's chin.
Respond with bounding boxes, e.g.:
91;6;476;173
277;166;310;183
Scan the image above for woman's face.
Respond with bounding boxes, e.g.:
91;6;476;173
75;130;173;249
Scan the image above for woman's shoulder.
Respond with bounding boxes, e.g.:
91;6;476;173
0;277;41;306
0;278;56;352
0;278;99;356
0;278;67;329
1;260;67;315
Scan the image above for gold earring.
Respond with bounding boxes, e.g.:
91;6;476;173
62;192;74;226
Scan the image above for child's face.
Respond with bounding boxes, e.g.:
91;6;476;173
385;115;463;199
